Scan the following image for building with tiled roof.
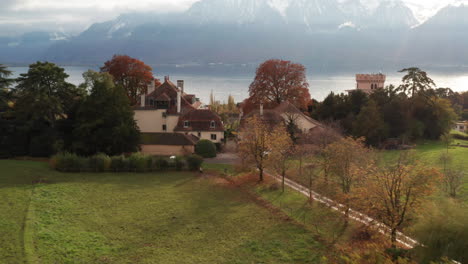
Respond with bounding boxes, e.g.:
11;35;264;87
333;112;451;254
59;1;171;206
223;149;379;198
134;76;225;155
239;101;323;140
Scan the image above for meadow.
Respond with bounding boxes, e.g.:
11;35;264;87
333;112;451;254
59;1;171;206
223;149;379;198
380;138;468;202
0;160;332;264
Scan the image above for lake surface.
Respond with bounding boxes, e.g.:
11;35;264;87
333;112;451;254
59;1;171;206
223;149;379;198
9;66;468;103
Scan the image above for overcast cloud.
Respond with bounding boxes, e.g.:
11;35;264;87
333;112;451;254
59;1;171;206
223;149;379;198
0;0;465;36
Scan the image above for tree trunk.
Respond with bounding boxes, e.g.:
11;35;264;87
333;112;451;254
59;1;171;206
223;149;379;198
391;228;397;248
309;174;313;205
282;169;285;193
259;167;264;182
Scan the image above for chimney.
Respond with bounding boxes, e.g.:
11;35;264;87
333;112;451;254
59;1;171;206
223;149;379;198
177;80;184;94
147;80;156;94
260;103;263;116
141;94;146;107
177;91;181;114
164;75;169;82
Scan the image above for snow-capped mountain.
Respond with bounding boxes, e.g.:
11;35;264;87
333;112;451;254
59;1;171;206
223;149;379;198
369;0;418;29
186;0;283;25
418;3;468;30
184;0;417;29
2;0;468;69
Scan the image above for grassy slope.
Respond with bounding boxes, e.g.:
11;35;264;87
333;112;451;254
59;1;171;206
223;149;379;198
380;139;468;202
0;160;330;264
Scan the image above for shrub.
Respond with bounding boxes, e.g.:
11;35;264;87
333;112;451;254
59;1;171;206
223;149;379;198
129;153;151;172
174;156;186;171
186;154;203;171
214;143;223;152
152;157;169;171
89;153;111;172
452;133;468;141
51;152;87;172
110;155;129;172
195;139;217;158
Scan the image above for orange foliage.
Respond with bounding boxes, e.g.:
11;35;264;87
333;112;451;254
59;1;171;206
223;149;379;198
101;54;155;106
247;59;311;113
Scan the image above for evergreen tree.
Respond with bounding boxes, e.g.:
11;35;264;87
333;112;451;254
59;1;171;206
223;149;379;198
73;71;140;156
0;65;14;116
353;99;388;146
14;62;84;156
398;67;436;97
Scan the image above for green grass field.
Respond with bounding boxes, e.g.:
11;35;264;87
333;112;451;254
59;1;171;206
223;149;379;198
0;160;332;264
380;138;468;202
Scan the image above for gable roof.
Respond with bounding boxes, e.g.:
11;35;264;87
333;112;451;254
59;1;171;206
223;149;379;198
240;101;323;129
134;79;195;114
140;133;197;146
174;109;225;132
275;101;323;127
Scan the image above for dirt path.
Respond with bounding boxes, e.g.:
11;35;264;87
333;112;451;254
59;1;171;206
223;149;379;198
266;171;419;249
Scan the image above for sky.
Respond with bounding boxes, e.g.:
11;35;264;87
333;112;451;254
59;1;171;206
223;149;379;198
0;0;465;36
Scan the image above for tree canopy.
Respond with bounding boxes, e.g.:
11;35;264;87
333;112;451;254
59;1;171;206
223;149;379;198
398;67;436;97
72;70;140;156
101;55;156;106
248;59;311;112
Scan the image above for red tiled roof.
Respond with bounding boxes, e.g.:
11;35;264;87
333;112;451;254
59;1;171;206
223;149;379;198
174;109;224;132
156;93;170;101
136;79;195;114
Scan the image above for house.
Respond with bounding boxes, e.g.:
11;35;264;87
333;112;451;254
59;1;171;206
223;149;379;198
134;76;225;155
239;101;323;138
454;121;467;133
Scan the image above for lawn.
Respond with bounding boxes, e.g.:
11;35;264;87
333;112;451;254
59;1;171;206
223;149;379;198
0;160;331;264
380;138;468;202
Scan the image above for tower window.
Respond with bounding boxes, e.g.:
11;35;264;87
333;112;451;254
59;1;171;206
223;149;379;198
184;121;189;128
162;125;167;131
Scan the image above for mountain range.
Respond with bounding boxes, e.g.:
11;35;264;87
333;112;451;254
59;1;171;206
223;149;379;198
1;0;468;72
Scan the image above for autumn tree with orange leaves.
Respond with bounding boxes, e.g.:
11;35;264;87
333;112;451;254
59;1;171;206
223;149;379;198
101;55;158;106
362;152;439;247
247;59;311;112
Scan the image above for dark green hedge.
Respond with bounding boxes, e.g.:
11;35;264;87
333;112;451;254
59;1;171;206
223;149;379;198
50;152;203;173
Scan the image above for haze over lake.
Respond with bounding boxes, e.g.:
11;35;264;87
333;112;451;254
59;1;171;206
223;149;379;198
10;66;468;103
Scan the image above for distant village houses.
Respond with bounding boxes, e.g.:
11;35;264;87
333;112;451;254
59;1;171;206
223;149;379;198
134;76;224;156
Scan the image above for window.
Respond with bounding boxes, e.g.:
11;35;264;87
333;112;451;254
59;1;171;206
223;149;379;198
162;125;167;131
162;112;167;118
210;120;215;128
184;121;189;128
211;134;217;140
197;132;201;138
149;99;154;106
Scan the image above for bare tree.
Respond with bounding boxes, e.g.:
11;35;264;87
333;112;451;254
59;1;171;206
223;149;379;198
363;153;439;247
443;168;464;198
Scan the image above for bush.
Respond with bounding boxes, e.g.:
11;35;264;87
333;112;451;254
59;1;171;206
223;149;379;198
152;157;169;171
174;156;186;171
89;153;111;172
129;153;151;172
195;139;217;158
51;152;87;172
214;143;223;152
110;155;129;172
452;133;468;141
186;154;203;171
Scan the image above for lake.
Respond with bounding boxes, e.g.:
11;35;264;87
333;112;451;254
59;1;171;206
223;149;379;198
9;66;468;103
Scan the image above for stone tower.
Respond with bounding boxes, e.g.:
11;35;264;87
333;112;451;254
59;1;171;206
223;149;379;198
355;73;386;93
